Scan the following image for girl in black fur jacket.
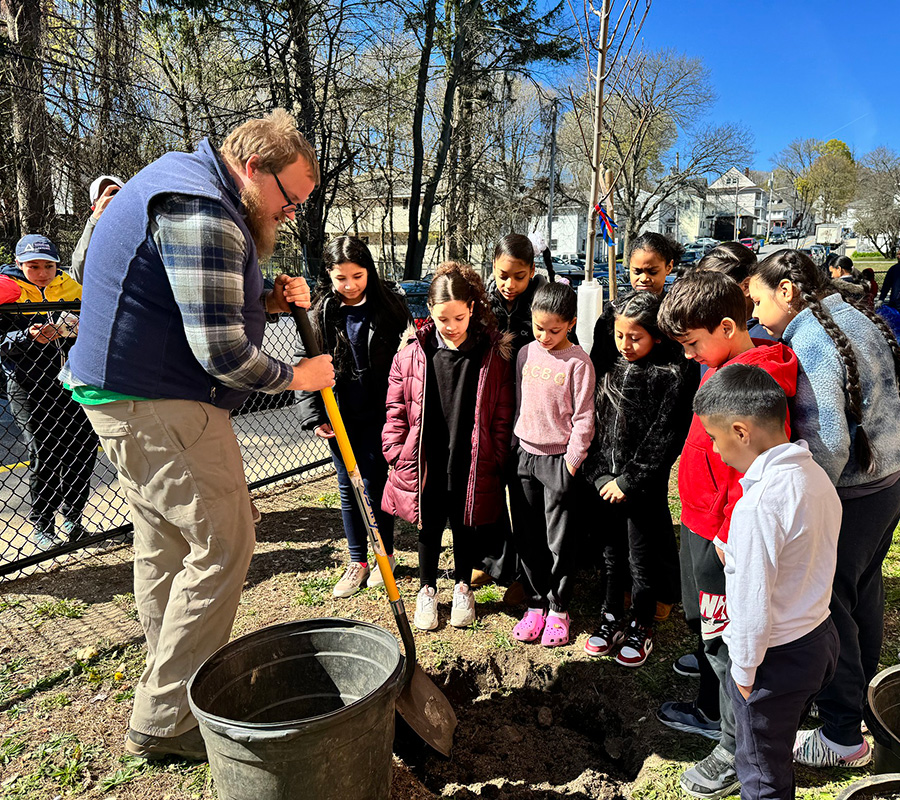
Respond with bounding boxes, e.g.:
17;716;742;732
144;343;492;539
583;292;691;667
295;237;411;598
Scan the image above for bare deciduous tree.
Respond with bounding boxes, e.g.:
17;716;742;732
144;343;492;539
560;48;754;259
855;146;900;258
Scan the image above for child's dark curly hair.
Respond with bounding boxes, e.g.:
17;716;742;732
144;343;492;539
427;260;498;336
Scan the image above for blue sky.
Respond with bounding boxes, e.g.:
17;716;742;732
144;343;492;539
615;0;899;168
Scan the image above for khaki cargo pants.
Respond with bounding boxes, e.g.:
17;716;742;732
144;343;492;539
84;399;254;737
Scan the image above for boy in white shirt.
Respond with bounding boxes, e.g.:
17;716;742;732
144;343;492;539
694;363;841;800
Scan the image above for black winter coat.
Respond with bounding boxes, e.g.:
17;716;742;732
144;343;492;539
294;289;411;429
486;273;548;360
584;350;691;497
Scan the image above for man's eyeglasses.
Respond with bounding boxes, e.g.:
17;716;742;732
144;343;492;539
273;173;299;216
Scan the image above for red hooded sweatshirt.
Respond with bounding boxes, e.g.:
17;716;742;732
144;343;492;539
679;340;798;544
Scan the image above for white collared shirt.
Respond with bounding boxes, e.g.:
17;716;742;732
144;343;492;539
716;440;841;686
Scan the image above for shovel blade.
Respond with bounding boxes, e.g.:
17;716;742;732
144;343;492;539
397;665;457;757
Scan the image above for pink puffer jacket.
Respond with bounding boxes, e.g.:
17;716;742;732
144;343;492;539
381;321;514;527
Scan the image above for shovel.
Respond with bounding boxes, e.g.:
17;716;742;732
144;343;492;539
290;304;457;757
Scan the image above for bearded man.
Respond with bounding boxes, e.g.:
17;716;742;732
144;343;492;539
65;110;334;760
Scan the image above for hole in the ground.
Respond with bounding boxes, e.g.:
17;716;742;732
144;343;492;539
395;652;644;799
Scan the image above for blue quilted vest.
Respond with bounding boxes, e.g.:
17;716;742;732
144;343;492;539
68;139;265;410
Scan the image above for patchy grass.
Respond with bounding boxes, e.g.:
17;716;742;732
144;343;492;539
96;755;152;792
315;490;341;508
474;584;503;604
32;597;87;620
113;592;139;620
295;572;339;606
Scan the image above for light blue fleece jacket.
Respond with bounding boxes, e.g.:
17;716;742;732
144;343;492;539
782;292;900;487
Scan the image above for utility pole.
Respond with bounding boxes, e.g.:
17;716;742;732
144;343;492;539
734;170;740;240
584;0;610;281
575;0;610;352
547;97;558;250
605;168;617;300
674;152;680;245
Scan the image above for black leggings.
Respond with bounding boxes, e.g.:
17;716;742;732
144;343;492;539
596;478;679;627
417;478;474;589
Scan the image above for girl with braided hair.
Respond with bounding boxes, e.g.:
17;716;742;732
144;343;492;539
748;249;900;769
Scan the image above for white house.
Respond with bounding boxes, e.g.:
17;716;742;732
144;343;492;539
706;168;769;239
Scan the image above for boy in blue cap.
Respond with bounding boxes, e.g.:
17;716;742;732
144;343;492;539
1;234;98;550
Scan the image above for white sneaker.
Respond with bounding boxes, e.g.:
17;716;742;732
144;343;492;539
414;586;438;631
450;582;476;628
366;554;396;588
333;562;370;598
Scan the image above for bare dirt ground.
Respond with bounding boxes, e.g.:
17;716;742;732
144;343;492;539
1;470;898;799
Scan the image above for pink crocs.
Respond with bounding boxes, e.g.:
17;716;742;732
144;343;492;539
513;609;547;642
541;613;570;647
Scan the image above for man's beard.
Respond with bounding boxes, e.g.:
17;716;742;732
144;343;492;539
241;182;280;262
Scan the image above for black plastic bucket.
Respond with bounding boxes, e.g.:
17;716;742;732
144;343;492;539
188;618;406;800
866;665;900;774
836;773;900;799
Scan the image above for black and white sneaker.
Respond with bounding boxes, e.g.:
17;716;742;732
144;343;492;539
615;621;653;667
584;611;627;657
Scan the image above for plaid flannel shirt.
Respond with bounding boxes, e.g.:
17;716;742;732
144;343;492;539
149;194;293;394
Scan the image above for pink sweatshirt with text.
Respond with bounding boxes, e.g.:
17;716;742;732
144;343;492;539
514;341;596;469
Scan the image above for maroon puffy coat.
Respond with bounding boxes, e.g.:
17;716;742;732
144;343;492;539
381;321;514;527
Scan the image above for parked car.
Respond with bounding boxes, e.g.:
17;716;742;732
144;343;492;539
680;249;699;267
681;244;707;264
686;242;715;257
799;246;826;266
739;237;760;253
399;273;433;321
694;238;719;248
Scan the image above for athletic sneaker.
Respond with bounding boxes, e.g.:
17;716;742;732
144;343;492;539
61;520;88;542
657;700;722;740
366;554;396;588
584;612;627;657
125;727;207;761
615;621;653;667
414;585;439;631
674;652;701;678
333;562;370;598
792;728;872;768
680;744;740;800
34;529;64;551
450;583;476;628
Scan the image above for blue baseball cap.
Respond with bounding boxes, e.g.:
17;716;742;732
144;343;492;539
15;234;59;263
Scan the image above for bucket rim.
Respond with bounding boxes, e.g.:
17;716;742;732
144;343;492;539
835;772;900;800
187;617;405;737
865;664;900;747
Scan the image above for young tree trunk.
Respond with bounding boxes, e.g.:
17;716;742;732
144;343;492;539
288;0;326;273
2;0;56;236
404;0;437;280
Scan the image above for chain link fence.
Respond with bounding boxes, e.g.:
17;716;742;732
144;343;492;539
0;301;334;579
